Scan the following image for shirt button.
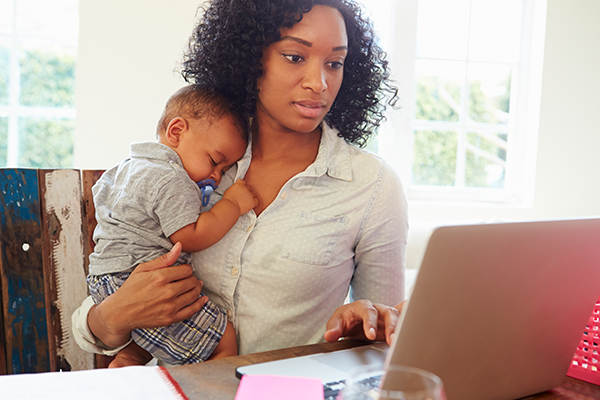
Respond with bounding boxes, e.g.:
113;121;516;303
281;192;288;200
231;267;239;276
246;225;253;233
226;310;232;319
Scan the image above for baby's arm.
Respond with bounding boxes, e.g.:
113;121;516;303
170;180;257;253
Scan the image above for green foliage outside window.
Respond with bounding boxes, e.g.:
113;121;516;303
412;75;510;189
465;132;507;188
0;117;7;165
469;75;511;124
20;49;76;108
415;77;460;122
412;130;457;186
1;48;76;168
19;117;74;168
0;47;8;105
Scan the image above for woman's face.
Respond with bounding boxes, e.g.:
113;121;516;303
256;5;348;135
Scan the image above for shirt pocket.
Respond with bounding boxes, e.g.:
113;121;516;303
281;210;349;265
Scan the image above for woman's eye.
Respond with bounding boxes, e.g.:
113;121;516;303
329;61;344;70
283;54;303;63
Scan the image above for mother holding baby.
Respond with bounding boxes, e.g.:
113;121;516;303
73;0;408;358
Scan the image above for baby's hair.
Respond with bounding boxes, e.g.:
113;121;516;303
156;84;249;140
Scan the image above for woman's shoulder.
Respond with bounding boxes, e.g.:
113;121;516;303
324;124;396;179
347;144;402;190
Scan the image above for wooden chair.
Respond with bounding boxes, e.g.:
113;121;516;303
0;168;107;374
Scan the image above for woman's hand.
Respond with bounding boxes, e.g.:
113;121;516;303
88;242;208;347
324;300;407;345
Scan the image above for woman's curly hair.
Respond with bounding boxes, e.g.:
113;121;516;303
181;0;398;147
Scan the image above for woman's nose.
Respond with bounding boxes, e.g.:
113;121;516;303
302;64;327;93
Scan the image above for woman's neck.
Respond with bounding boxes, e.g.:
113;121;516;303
244;122;323;216
251;122;322;163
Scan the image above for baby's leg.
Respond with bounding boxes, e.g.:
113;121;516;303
131;296;229;365
109;341;153;368
207;321;237;360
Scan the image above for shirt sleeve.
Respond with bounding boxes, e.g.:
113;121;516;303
153;170;203;238
350;163;409;305
71;296;132;356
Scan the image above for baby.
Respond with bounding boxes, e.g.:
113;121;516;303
87;85;256;367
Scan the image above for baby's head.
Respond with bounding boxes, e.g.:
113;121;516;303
157;85;248;184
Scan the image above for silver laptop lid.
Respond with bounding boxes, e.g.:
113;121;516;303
385;218;600;400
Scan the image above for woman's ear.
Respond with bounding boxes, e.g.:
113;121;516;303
165;117;188;147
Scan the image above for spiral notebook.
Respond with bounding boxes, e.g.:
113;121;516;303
0;366;188;400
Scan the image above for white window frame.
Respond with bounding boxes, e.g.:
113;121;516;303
363;0;547;206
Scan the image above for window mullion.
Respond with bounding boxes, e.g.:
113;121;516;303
455;0;474;190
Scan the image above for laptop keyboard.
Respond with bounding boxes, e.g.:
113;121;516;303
323;375;382;400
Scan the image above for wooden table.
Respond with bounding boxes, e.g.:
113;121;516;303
167;340;600;400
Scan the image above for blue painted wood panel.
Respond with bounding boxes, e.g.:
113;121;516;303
0;169;50;374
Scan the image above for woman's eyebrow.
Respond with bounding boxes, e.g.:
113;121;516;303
280;36;347;52
332;45;348;52
280;36;313;47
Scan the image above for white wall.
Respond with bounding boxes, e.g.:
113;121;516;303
74;0;600;223
74;0;204;169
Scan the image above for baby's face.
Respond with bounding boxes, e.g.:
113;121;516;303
178;114;247;184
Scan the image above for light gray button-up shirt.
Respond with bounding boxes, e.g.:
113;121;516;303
193;123;408;355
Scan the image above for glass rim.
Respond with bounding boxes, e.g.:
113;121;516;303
346;363;444;386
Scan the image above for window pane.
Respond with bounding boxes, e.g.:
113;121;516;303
469;0;522;63
468;63;512;124
16;0;79;39
18;117;74;168
465;132;507;188
412;130;457;186
417;0;471;59
0;43;8;105
365;134;378;154
0;0;14;34
416;60;464;122
0;117;7;165
360;0;391;50
19;44;76;107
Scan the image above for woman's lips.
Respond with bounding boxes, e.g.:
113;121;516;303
294;101;325;118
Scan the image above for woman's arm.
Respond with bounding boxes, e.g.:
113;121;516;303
325;163;409;345
83;243;208;348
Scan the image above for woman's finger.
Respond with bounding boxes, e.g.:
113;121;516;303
172;295;209;324
134;242;182;273
373;303;400;345
357;300;378;340
324;300;378;342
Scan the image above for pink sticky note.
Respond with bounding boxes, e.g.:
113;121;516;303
235;374;324;400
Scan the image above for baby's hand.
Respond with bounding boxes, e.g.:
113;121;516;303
223;180;258;215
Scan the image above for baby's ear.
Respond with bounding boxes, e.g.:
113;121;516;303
164;117;188;146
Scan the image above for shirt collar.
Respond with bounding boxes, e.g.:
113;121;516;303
130;142;183;167
313;121;353;182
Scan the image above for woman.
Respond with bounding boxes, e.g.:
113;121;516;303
73;0;408;359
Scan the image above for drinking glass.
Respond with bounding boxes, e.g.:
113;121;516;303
337;365;447;400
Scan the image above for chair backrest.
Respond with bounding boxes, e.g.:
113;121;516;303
0;168;105;374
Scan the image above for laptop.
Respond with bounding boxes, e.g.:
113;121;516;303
236;218;600;400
